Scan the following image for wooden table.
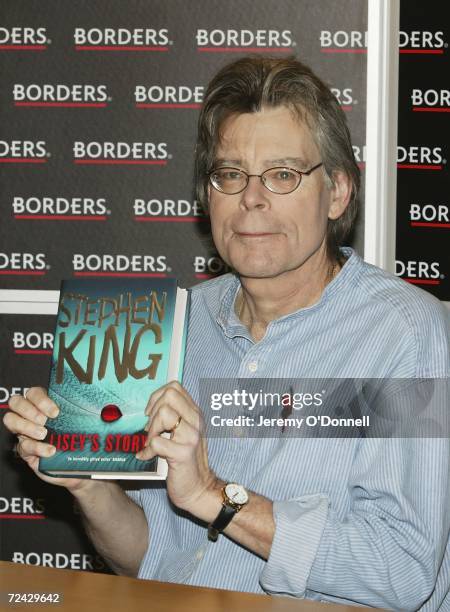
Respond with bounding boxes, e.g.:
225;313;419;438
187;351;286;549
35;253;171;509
0;561;363;612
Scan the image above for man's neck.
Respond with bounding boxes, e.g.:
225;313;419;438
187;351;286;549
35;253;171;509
236;254;339;342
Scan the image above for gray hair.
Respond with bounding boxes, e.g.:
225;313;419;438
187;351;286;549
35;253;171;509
194;55;360;262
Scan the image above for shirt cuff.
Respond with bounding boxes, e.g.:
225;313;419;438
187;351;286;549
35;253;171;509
259;494;329;597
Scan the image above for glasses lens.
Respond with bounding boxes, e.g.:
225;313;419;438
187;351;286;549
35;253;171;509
263;168;300;194
210;168;247;194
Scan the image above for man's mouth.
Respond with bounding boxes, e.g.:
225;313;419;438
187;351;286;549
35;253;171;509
235;231;277;237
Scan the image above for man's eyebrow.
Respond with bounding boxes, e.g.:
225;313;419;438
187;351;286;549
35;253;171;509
213;157;311;168
263;157;310;168
213;158;241;167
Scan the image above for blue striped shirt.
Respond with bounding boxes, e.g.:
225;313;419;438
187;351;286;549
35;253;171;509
128;248;450;610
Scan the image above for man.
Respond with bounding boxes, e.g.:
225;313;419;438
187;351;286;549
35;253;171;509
4;57;450;610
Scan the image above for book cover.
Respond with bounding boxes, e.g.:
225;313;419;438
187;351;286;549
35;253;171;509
39;278;189;479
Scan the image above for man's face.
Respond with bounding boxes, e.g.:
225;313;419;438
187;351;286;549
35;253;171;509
208;105;348;280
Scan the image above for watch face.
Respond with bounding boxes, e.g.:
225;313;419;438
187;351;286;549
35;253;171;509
225;483;249;505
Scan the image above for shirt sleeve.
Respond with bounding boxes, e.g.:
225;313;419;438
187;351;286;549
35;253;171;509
260;494;329;597
124;487;143;507
260;437;450;610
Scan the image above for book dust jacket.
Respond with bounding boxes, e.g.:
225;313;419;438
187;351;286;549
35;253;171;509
39;278;189;479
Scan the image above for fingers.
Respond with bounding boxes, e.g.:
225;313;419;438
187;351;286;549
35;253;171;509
8;388;59;422
138;382;204;462
3;387;59;464
20;387;59;418
136;428;194;462
146;404;198;442
145;403;179;435
145;381;195;415
16;435;56;460
136;434;173;461
4;387;59;438
138;404;199;461
4;410;47;440
145;381;200;429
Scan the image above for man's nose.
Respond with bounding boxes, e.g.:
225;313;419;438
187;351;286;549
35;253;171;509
240;175;270;210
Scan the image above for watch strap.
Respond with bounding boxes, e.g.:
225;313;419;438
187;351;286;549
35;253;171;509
207;503;237;542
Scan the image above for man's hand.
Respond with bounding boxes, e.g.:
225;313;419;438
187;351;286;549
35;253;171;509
137;381;221;521
3;387;89;493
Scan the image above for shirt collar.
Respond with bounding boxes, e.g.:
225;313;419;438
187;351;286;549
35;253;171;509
216;247;363;338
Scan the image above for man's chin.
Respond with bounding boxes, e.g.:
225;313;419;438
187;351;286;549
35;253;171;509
234;264;285;280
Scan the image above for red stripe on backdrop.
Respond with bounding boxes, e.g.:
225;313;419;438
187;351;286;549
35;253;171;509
75;46;169;52
136;103;201;109
412;107;450;113
0;514;46;519
404;279;440;285
14;350;52;355
0;158;46;163
74;160;167;165
0;271;46;275
15;102;107;108
321;48;367;53
15;215;107;221
0;45;46;51
134;216;207;222
397;164;442;170
411;222;450;228
198;47;292;53
74;272;167;277
400;49;444;54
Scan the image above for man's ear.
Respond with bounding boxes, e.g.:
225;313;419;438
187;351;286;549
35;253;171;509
328;171;352;220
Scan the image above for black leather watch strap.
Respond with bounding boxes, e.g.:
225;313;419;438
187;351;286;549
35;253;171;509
207;503;236;542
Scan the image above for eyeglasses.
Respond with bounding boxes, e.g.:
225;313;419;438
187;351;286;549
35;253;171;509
208;162;323;195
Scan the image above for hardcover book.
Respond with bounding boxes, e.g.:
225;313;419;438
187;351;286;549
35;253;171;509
39;278;189;479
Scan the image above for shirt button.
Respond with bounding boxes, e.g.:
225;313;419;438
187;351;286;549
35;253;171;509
248;362;258;372
196;549;204;560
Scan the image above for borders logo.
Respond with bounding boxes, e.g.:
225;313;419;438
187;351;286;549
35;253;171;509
12;196;109;221
12;552;106;570
399;30;446;54
0;253;48;276
193;256;230;279
352;144;366;168
13;84;110;108
321;30;447;54
0;497;45;520
133;198;206;222
73;141;169;165
0;141;48;164
0;387;29;409
411;89;450;113
320;30;367;53
72;253;169;277
74;28;170;52
397;146;445;170
395;260;442;285
331;87;357;111
0;27;49;51
13;331;54;355
196;29;294;53
409;203;450;229
135;85;204;109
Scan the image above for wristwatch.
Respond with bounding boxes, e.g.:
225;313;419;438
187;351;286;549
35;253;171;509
207;482;249;542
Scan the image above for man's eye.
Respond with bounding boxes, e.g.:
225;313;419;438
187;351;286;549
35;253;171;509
220;170;242;180
276;170;295;180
